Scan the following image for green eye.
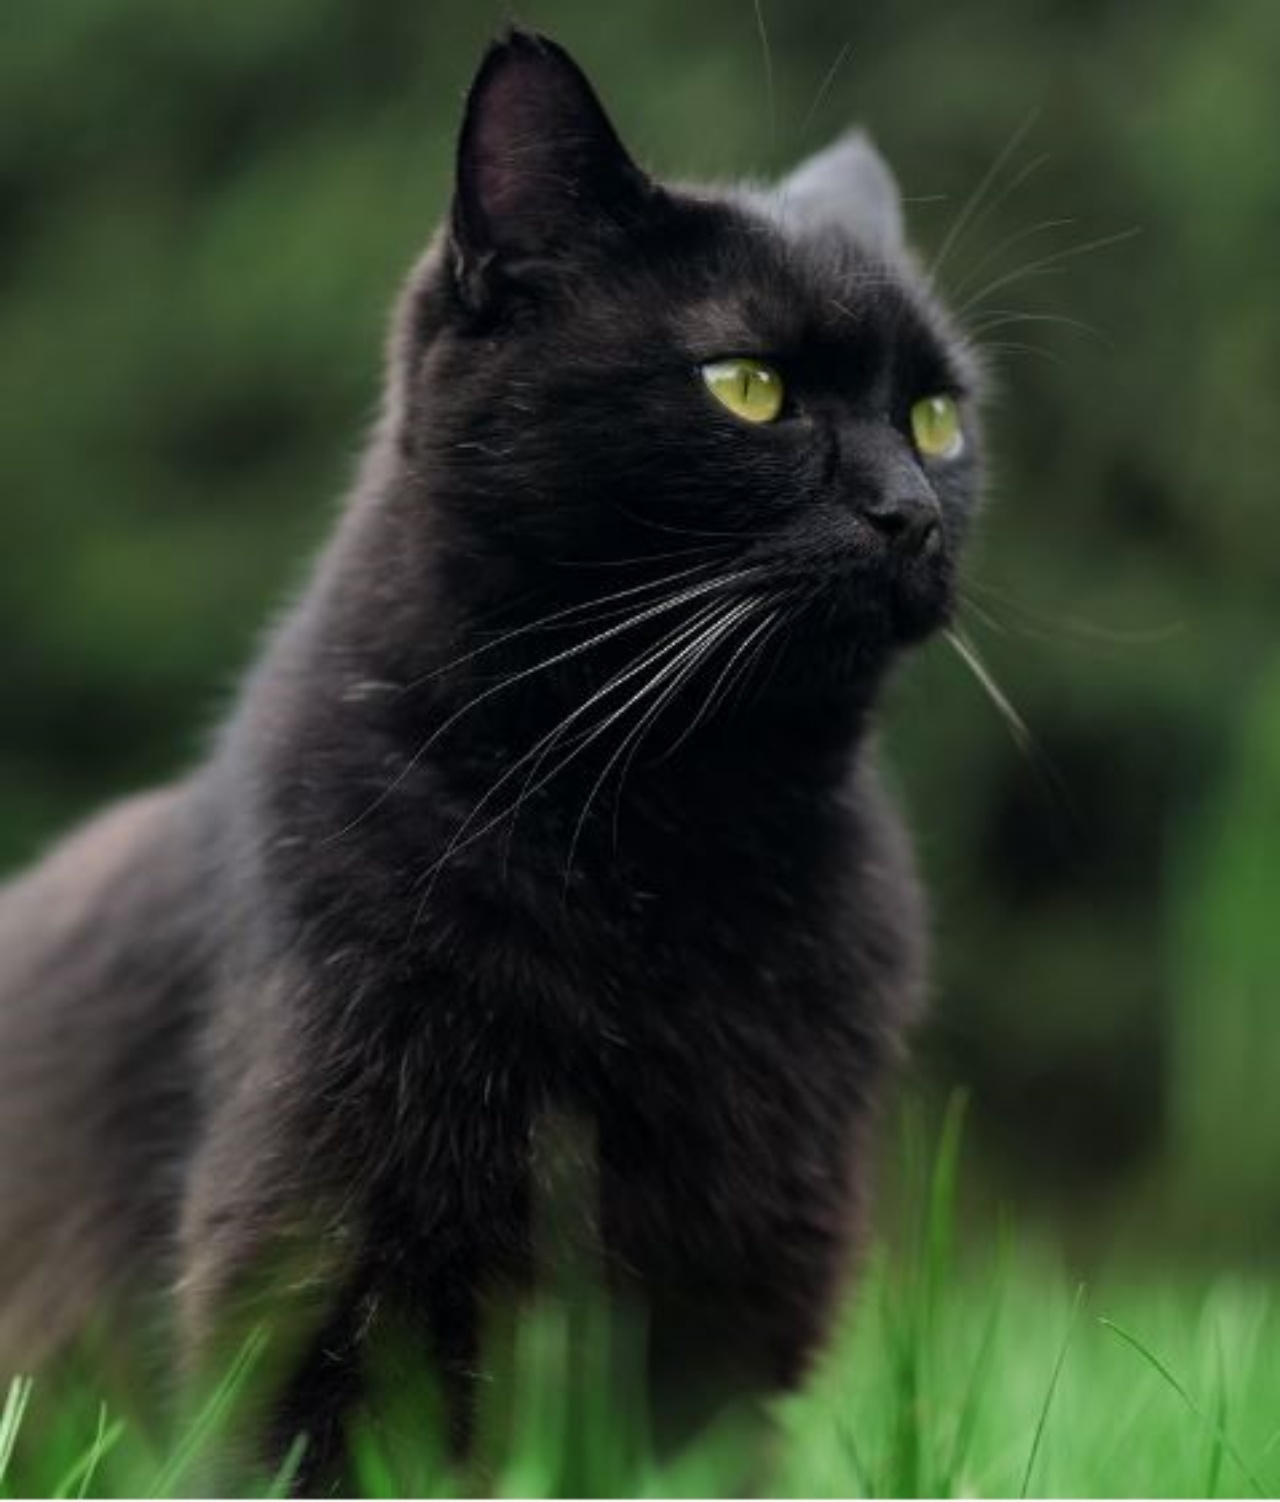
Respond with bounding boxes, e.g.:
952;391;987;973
910;393;964;460
701;358;785;424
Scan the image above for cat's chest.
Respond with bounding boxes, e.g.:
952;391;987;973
314;821;899;1247
418;840;852;1055
300;774;886;1117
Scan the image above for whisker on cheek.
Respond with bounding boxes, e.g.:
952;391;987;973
329;563;762;845
943;626;1033;756
404;582;760;924
653;598;785;763
561;595;762;888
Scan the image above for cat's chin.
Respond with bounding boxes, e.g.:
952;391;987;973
886;558;955;643
763;571;953;705
817;551;955;653
757;534;954;653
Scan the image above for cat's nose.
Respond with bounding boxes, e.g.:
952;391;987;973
863;493;941;555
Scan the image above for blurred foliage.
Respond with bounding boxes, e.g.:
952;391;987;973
1;0;1277;1247
1169;657;1280;1245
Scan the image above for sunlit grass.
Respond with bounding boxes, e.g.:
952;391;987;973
4;1115;1278;1498
5;1255;1277;1497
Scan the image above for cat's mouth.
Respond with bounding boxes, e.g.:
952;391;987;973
884;543;956;642
751;524;955;648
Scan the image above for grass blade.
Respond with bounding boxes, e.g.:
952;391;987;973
943;1232;1009;1490
152;1326;270;1496
51;1404;125;1499
1019;1283;1084;1497
1100;1317;1265;1497
265;1432;310;1499
0;1376;34;1485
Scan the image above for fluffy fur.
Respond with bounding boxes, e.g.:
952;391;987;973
0;30;982;1481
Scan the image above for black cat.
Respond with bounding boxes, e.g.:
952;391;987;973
0;29;981;1481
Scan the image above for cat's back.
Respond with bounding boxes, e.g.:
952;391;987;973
0;783;210;1365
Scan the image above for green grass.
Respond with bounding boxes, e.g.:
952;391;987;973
5;1166;1280;1500
5;1252;1279;1497
4;1114;1278;1498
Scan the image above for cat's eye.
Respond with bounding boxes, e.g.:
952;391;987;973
700;358;785;424
910;394;964;461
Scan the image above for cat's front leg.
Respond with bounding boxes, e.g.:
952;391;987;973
174;1090;367;1490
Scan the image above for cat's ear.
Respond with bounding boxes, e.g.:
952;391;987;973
775;130;905;259
450;31;653;307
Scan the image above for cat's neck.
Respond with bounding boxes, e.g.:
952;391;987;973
222;462;887;893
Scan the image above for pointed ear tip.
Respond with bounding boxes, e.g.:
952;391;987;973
830;126;888;162
783;128;899;192
782;128;894;190
492;26;549;53
473;28;538;79
824;128;901;195
465;30;573;121
776;127;905;255
480;27;577;75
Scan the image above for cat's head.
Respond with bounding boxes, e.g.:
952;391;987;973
392;31;981;693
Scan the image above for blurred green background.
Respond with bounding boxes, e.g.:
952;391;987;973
1;0;1277;1259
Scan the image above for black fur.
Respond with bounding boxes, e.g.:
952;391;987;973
0;30;982;1482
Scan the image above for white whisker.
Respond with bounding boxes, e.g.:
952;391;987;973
950;217;1075;305
927;111;1041;290
559;597;764;885
799;40;852;138
605;600;789;851
408;595;748;922
944;627;1032;754
496;597;736;869
328;565;762;843
400;555;727;694
956;227;1140;318
656;601;783;763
